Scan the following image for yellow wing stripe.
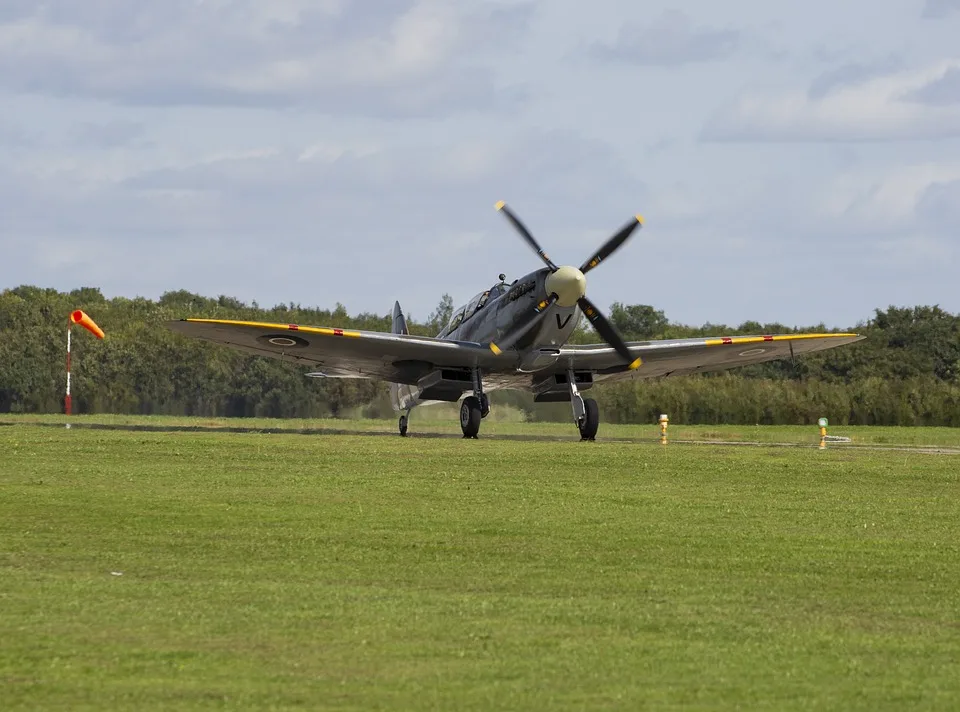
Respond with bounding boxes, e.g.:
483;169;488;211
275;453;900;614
704;333;859;347
185;318;361;338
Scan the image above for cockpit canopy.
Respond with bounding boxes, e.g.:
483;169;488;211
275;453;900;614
438;281;508;337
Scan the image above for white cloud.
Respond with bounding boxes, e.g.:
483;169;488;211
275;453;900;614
0;0;533;115
702;60;960;141
0;127;646;301
2;0;958;327
817;162;960;220
909;66;960;105
590;10;739;66
916;178;960;225
923;0;960;18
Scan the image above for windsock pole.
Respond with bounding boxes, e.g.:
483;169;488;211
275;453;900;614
65;323;72;416
65;310;105;419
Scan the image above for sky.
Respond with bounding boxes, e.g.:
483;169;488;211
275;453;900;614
1;0;958;329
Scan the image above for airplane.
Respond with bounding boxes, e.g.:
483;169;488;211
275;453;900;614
168;202;865;440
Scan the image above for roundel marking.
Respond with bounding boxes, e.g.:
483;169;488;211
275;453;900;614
738;347;767;357
258;334;309;349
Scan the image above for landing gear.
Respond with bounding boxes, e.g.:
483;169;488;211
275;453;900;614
398;412;409;437
568;369;600;441
578;398;599;440
460;368;488;438
460;397;482;438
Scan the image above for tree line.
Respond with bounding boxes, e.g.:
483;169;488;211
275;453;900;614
1;285;958;426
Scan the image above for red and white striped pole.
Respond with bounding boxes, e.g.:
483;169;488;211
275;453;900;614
65;310;105;421
65;322;72;416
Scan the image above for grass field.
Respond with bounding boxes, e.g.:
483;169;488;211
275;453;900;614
6;412;960;448
2;419;959;710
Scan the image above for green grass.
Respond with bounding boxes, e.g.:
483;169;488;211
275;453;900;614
2;423;959;710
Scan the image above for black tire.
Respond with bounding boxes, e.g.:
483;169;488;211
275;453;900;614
460;396;482;438
399;415;408;437
480;393;490;419
578;398;599;441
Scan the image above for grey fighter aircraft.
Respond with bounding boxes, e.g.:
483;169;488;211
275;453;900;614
168;202;864;440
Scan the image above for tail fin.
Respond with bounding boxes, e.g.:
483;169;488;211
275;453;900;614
392;301;408;335
390;301;415;413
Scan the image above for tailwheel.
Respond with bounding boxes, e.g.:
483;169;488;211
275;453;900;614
460;396;482;438
398;414;408;437
578;398;599;441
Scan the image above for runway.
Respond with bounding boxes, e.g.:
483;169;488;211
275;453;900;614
4;420;959;454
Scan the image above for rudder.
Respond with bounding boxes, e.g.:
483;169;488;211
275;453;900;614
392;301;408;335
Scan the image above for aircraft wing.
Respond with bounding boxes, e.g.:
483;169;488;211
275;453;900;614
167;318;503;383
169;319;864;390
555;333;865;383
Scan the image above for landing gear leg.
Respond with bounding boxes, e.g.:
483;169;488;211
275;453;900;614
460;368;486;438
568;369;599;441
398;411;410;437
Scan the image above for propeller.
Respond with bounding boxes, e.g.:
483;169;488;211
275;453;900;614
579;216;644;275
489;294;558;355
494;201;558;271
577;295;636;366
490;201;644;370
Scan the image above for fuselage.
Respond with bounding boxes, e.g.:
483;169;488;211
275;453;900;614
389;269;582;412
439;268;581;352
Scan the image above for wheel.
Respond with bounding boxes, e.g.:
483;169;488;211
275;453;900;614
578;398;599;441
398;414;408;437
460;396;482;438
479;393;490;419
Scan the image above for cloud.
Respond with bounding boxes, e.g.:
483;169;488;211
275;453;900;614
590;10;739;66
807;56;903;99
70;120;148;148
908;66;960;105
0;119;37;148
110;128;646;237
0;0;533;116
802;162;959;268
814;162;960;228
702;60;960;141
916;178;960;226
922;0;960;18
0;126;652;317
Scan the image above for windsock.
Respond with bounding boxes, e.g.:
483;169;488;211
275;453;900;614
70;310;105;339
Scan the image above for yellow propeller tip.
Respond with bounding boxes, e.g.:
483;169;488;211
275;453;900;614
494;200;506;210
629;357;642;370
490;343;502;355
635;214;645;225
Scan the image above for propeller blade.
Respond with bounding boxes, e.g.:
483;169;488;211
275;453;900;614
489;295;558;354
577;296;642;370
579;215;644;275
495;201;558;271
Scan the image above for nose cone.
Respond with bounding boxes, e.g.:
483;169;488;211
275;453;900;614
545;266;587;307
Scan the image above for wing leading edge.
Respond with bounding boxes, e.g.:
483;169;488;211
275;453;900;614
169;319;864;388
167;318;505;384
557;332;865;383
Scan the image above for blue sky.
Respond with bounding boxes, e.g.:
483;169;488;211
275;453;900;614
1;0;958;328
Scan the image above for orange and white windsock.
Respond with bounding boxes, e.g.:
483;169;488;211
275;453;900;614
66;310;105;416
70;310;105;339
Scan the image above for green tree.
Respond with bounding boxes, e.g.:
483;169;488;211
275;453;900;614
426;294;454;335
609;303;669;340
